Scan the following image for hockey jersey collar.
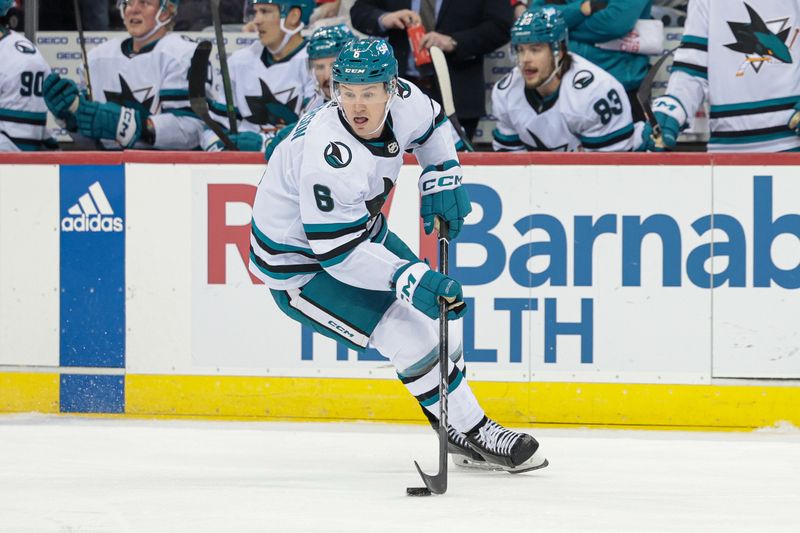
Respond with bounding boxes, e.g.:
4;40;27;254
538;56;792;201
260;39;308;67
524;85;560;114
120;37;160;58
337;109;399;158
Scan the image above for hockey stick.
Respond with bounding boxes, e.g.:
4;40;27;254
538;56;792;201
189;40;238;150
72;0;93;99
211;0;238;134
636;47;677;150
429;46;474;152
407;219;450;496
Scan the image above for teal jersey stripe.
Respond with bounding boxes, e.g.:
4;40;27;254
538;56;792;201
163;108;199;118
249;251;317;280
304;214;370;234
681;35;708;46
710;96;800;114
579;123;634;144
709;130;796;145
672;64;708;80
318;248;355;268
252;219;314;254
0;107;47;122
492;128;521;143
159;89;189;97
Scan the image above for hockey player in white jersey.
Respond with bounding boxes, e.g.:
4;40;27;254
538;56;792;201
307;23;354;108
42;0;208;150
0;0;56;151
492;7;642;152
204;0;317;151
262;23;354;159
645;0;800;152
250;38;548;473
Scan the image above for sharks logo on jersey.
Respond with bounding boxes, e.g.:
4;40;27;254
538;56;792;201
244;79;300;128
324;141;352;168
724;3;794;75
104;75;155;118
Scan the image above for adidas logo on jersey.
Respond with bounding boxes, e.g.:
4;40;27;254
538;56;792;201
61;181;123;232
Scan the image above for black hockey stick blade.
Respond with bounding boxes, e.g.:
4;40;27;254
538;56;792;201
636;47;677;144
211;0;238;134
189;41;238;151
409;219;450;496
429;46;474;152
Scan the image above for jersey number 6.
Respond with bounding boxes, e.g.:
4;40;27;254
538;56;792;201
593;89;624;125
313;184;334;212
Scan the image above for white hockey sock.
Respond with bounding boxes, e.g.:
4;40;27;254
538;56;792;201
399;348;485;433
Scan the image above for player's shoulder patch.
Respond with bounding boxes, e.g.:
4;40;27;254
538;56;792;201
14;40;36;55
496;70;514;91
572;69;594;90
396;79;412;99
323;141;353;169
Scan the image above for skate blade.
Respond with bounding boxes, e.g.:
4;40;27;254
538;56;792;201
453;449;549;474
452;453;504;471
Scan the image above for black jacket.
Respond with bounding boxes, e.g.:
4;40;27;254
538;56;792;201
351;0;513;119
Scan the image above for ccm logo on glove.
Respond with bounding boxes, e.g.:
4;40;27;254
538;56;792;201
117;107;137;147
421;174;462;192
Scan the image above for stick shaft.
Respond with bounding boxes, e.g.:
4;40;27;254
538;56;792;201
211;0;237;134
72;0;93;100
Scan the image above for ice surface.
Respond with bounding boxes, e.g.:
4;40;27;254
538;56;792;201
1;415;798;532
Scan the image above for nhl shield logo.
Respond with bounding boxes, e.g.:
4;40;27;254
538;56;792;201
324;141;352;168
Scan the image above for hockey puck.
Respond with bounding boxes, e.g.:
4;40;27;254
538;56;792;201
406;486;432;497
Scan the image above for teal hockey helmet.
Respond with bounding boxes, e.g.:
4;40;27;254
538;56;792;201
512;7;568;50
331;39;398;85
250;0;315;25
308;24;354;60
1;0;13;17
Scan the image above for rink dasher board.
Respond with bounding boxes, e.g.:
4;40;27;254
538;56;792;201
0;152;798;429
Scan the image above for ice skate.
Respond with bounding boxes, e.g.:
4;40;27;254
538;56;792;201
464;417;549;474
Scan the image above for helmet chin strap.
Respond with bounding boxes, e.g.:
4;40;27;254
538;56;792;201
538;46;563;87
267;18;304;55
131;6;173;43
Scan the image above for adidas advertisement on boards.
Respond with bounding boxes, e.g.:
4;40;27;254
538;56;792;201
59;166;126;376
61;180;124;232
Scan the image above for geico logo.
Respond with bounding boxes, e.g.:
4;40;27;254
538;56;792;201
236;38;257;45
37;36;68;44
76;36;107;44
327;320;355;338
57;52;84;60
61;215;124;232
